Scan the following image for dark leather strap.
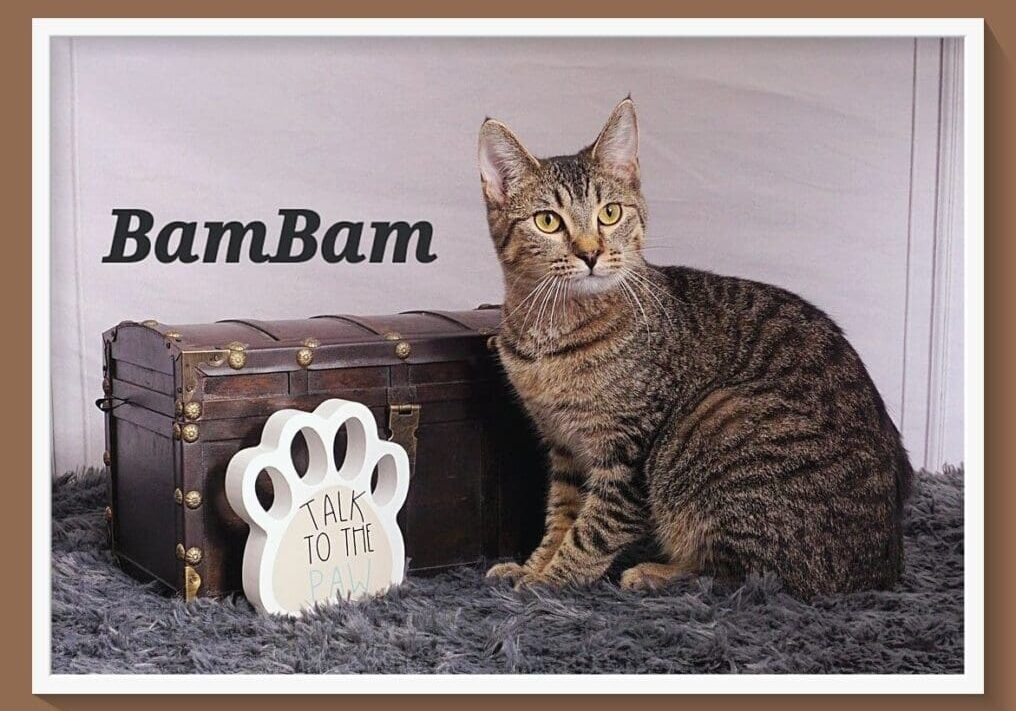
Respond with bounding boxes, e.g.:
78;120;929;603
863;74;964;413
310;314;385;337
215;319;281;341
402;309;501;335
401;310;472;331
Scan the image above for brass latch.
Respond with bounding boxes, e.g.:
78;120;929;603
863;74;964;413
184;565;202;602
387;404;420;478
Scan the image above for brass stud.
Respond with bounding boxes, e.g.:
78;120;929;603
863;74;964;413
486;335;499;352
172;423;182;440
226;343;247;370
183;401;202;420
174;488;183;505
174;399;184;416
104;506;113;522
184;547;203;565
141;319;158;327
383;331;402;341
176;543;186;560
102;450;111;466
395;341;411;360
297;337;319;367
181;424;199;443
184;490;203;510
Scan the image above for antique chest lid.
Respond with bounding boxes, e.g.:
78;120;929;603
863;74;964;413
103;307;502;377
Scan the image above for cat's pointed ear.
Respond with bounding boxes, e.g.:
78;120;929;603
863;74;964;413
478;119;540;206
591;98;639;180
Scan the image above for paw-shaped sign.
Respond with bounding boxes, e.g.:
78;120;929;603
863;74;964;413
225;399;410;616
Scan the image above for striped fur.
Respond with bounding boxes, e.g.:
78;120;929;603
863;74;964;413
478;100;912;598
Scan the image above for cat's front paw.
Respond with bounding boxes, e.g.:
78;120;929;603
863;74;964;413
619;566;661;592
619;562;685;592
485;561;528;583
513;569;566;592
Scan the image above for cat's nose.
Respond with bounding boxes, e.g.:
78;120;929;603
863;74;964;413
577;250;601;271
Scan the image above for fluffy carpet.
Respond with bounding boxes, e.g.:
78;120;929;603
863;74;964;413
51;467;964;674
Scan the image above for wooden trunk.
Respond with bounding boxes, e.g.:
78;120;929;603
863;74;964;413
99;307;546;599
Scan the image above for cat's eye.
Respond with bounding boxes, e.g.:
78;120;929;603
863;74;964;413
534;211;563;234
598;203;623;226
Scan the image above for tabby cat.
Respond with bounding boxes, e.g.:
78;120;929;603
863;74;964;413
478;99;912;598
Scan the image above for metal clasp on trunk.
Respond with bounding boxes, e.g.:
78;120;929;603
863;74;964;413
184;565;202;601
387;404;420;478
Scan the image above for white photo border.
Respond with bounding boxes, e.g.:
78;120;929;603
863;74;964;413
32;17;985;695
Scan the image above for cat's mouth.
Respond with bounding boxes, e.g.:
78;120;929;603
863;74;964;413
568;270;621;296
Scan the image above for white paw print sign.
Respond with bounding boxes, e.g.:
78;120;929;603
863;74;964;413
226;399;410;616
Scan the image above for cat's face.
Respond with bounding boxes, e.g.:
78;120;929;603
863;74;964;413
478;99;647;297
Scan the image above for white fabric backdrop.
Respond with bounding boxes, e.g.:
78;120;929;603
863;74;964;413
49;36;964;474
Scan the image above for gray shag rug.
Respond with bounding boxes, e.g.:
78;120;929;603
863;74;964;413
51;467;963;674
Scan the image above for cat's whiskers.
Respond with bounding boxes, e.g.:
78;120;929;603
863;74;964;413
613;274;646;343
623;267;677;312
617;279;647;343
502;273;554;325
518;276;557;336
621;268;662;309
622;264;689;310
532;276;561;340
548;277;566;339
623;270;679;335
616;273;651;343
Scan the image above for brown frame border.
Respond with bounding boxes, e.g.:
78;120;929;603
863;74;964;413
6;2;1011;709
